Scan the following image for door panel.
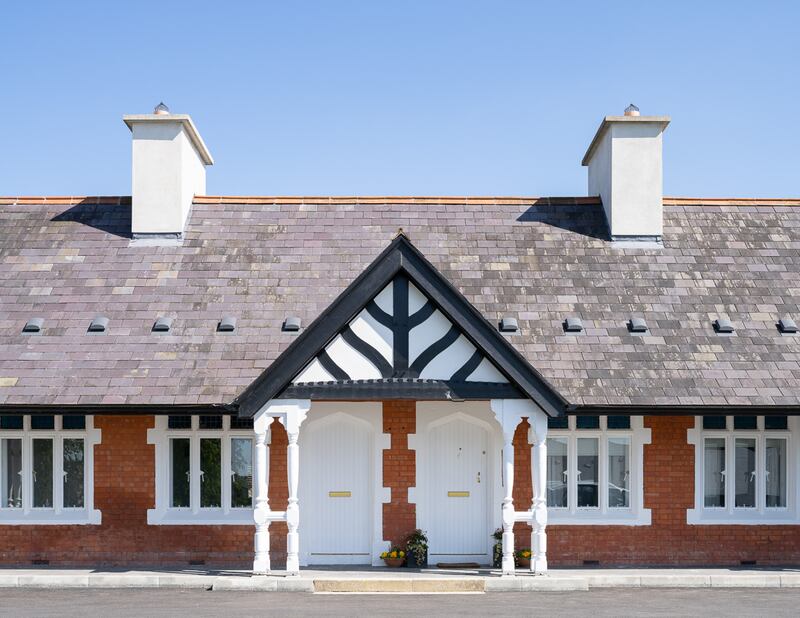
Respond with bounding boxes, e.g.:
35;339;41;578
300;416;372;564
428;418;488;556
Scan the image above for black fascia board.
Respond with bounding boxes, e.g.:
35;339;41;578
280;380;524;401
567;404;800;416
0;403;237;416
233;234;567;418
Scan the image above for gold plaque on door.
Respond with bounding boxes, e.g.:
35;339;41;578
329;491;351;498
447;491;470;498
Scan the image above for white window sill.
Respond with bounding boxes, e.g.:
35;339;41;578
0;509;101;525
147;508;254;526
548;508;651;526
687;509;799;525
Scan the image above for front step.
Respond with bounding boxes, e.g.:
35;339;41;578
313;579;485;593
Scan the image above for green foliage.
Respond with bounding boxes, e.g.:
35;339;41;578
405;529;428;567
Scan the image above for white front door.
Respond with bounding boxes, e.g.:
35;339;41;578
428;417;489;560
300;414;372;565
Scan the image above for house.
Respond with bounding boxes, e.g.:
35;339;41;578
1;105;799;575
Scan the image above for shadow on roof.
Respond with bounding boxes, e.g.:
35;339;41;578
51;200;131;239
516;199;608;241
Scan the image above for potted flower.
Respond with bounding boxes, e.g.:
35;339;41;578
492;528;503;568
404;529;428;568
516;548;532;569
380;546;406;568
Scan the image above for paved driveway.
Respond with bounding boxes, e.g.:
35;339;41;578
2;588;799;617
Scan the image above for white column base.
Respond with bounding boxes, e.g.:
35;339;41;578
501;529;516;576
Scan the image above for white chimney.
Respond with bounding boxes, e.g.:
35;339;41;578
123;104;214;238
582;105;670;241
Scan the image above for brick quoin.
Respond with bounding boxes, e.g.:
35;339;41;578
1;413;799;567
382;401;417;546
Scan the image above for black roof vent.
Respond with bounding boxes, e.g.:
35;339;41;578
564;317;583;333
152;317;173;333
22;318;44;334
88;316;109;333
499;317;518;333
217;316;237;332
778;316;798;334
628;317;648;333
282;316;302;332
713;318;735;334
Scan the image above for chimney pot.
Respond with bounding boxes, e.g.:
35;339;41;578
624;103;640;117
153;102;170;115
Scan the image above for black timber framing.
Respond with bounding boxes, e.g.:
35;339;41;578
234;233;567;417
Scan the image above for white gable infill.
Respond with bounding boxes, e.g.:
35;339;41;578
293;277;509;385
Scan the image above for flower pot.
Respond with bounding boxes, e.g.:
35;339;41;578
405;549;428;568
383;557;405;568
517;556;531;569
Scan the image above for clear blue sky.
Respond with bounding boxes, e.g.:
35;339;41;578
1;1;798;197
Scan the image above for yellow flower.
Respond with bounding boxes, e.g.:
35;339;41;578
399;551;405;557
380;552;387;559
390;551;397;558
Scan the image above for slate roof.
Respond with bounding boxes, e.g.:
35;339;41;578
1;195;800;409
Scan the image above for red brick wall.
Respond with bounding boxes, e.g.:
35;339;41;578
512;416;800;566
0;415;293;567
382;401;416;546
2;412;799;567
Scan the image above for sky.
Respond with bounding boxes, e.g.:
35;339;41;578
1;1;798;198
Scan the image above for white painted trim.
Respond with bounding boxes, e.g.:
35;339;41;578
415;402;503;566
0;415;101;525
545;416;651;526
147;415;257;525
687;415;799;525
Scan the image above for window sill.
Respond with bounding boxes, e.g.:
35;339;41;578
147;508;254;526
548;509;651;526
0;509;101;525
687;509;799;525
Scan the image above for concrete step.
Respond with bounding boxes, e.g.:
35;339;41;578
313;578;485;593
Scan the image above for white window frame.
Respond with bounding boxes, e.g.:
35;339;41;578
0;415;101;525
688;416;798;524
547;416;651;526
147;415;256;525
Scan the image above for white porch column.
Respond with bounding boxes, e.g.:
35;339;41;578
491;399;527;577
500;427;516;575
278;401;310;575
528;408;549;575
252;411;272;574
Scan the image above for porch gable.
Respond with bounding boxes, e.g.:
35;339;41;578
234;234;567;417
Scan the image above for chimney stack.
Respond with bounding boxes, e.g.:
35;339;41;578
123;104;213;239
582;106;670;241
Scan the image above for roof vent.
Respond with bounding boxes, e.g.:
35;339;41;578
499;317;518;333
152;317;173;333
778;316;798;334
628;317;648;333
153;101;170;115
624;103;640;117
217;316;237;332
282;316;302;332
713;318;735;334
564;317;584;333
22;318;44;334
88;316;109;333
